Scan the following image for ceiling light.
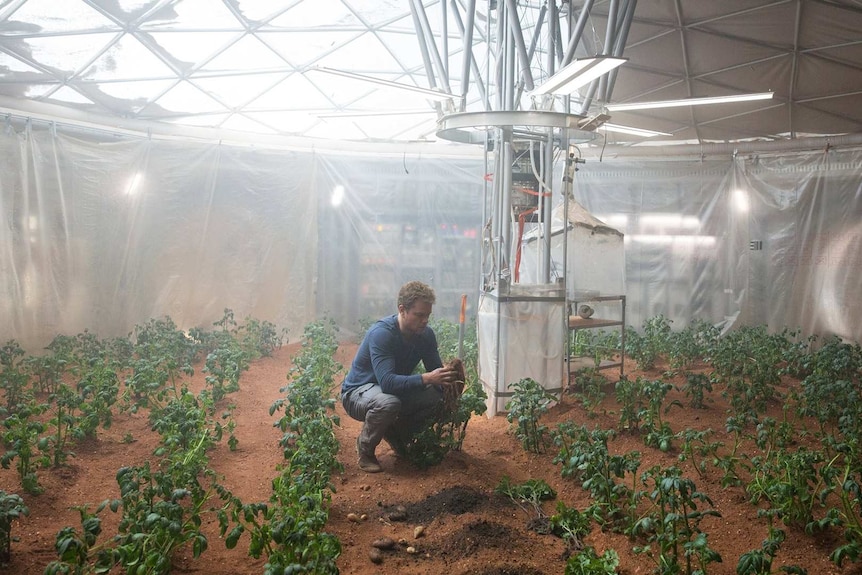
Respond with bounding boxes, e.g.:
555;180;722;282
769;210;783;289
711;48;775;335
308;67;454;101
530;56;627;96
606;92;774;112
599;123;672;137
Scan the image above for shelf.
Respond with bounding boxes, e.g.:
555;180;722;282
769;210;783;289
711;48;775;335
566;357;623;371
567;294;626;377
568;317;623;329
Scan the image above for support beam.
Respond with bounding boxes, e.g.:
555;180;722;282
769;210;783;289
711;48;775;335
503;0;536;91
563;0;596;66
450;0;488;110
409;0;452;94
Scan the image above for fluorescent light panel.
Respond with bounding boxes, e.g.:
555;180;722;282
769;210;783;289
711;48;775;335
308;67;453;101
599;123;671;137
607;92;774;112
531;56;627;95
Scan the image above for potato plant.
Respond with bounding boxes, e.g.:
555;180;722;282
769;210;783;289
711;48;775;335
571;367;609;417
0;340;29;412
677;428;722;479
123;317;198;412
1;401;49;493
614;375;647;432
384;317;487;469
633;465;722;575
552;423;642;531
43;383;82;468
639;378;681;453
76;363;120;440
0;490;28;565
506;377;556;454
664;319;720;374
736;524;807;575
550;501;593;554
495;476;557;522
565;546;620;575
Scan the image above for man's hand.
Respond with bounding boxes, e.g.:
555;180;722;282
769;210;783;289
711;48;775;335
423;366;457;387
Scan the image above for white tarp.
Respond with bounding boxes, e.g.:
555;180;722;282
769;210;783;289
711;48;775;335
519;200;626;300
477;284;566;416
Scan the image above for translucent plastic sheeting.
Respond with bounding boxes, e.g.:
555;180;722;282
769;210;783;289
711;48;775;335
2;118;862;352
572;148;862;344
0;121;317;349
311;151;486;342
0;119;486;350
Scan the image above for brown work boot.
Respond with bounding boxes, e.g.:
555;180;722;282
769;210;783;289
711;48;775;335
356;436;382;473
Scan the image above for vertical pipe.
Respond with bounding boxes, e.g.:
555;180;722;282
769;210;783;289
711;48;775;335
505;6;516;111
539;0;558;283
441;0;449;80
501;138;513;279
501;3;515;277
547;0;557;84
562;144;574;305
494;0;506;110
491;134;504;282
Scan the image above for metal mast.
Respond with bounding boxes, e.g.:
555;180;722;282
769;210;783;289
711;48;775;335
413;0;637;414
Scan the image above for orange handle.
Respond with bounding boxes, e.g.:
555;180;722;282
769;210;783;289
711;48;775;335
459;294;467;324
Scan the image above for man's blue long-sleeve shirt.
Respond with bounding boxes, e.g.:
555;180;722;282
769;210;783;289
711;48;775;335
341;314;443;396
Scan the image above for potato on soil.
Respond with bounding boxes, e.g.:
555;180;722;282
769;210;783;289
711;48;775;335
371;537;396;550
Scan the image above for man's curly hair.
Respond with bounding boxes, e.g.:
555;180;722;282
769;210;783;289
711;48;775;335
398;281;436;311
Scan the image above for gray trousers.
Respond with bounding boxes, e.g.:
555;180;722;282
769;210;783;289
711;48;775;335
342;383;442;455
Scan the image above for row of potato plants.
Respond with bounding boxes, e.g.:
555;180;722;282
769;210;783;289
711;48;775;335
252;319;344;574
51;311;279;574
42;318;347;575
0;310;286;572
517;317;862;574
1;311;280;495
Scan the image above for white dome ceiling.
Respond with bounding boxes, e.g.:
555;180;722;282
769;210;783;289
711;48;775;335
1;0;861;146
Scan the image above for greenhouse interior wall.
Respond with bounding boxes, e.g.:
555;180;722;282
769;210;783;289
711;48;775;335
2;118;861;352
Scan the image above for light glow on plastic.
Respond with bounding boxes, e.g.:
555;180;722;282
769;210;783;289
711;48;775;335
331;185;345;207
125;172;144;196
628;235;716;246
640;213;701;230
732;189;750;213
598;214;629;230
